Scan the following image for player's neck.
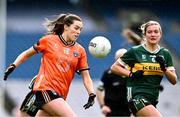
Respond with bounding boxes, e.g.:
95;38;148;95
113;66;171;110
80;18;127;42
61;34;74;45
144;43;160;53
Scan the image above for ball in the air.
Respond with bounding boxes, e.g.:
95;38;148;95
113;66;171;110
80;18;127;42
88;36;111;58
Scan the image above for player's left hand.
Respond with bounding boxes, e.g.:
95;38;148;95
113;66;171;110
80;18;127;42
83;93;96;109
155;55;166;72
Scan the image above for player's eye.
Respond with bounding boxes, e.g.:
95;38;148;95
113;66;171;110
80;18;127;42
147;30;152;34
154;30;159;33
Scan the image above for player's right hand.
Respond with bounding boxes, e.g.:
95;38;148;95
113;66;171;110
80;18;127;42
4;64;16;81
129;70;144;79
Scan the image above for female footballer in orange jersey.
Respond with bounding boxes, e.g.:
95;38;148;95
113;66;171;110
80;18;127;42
4;13;96;116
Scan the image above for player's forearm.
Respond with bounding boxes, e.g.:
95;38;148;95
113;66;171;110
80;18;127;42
13;47;36;67
165;70;177;85
111;63;130;77
81;71;95;94
84;78;95;94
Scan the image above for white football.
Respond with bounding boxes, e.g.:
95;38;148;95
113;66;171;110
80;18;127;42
88;36;111;58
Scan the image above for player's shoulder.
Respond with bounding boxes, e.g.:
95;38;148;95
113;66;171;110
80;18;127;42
133;44;142;48
129;45;142;51
159;46;171;54
39;34;57;41
75;42;85;50
43;34;57;39
160;46;169;52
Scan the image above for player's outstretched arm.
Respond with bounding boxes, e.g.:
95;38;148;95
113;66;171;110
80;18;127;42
4;47;37;80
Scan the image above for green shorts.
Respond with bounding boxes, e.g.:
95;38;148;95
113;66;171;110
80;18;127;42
128;98;150;115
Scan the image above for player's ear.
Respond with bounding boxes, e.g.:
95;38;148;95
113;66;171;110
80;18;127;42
64;24;68;31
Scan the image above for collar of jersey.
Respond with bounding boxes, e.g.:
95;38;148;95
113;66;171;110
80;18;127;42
142;43;160;54
59;35;75;46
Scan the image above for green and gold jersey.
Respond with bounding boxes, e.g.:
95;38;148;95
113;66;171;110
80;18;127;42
121;44;175;103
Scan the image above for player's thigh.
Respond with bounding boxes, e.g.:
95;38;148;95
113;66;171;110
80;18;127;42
36;110;50;116
19;111;30;117
137;105;162;117
42;98;77;117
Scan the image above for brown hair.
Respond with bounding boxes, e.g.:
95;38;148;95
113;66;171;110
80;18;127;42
43;13;82;35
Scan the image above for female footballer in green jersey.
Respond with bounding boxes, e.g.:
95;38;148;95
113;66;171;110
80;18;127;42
111;21;177;117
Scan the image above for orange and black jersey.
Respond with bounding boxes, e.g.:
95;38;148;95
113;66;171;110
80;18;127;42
33;34;89;99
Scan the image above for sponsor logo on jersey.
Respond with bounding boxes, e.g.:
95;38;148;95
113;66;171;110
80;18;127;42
133;63;163;76
135;63;161;71
142;55;147;61
63;48;70;55
150;55;156;62
73;51;78;57
143;65;161;71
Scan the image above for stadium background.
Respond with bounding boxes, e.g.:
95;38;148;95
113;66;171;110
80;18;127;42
0;0;180;116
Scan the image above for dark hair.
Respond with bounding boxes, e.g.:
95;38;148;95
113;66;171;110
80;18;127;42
44;13;82;35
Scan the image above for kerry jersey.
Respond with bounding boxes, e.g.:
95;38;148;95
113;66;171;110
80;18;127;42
33;34;88;99
121;44;175;102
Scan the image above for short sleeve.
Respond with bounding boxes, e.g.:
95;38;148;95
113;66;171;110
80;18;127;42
33;36;48;53
76;47;89;70
121;48;136;67
164;49;175;70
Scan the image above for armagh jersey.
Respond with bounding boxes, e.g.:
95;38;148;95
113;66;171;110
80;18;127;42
121;44;175;103
33;34;88;99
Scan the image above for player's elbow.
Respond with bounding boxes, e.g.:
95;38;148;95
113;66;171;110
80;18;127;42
171;79;177;85
171;81;177;85
110;64;117;73
169;77;177;85
110;64;121;75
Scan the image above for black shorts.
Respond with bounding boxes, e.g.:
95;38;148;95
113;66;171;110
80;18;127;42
106;109;131;117
20;91;38;116
20;90;62;116
106;105;131;117
34;90;62;109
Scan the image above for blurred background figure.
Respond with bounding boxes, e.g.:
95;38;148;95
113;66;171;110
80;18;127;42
122;28;143;45
96;48;131;117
